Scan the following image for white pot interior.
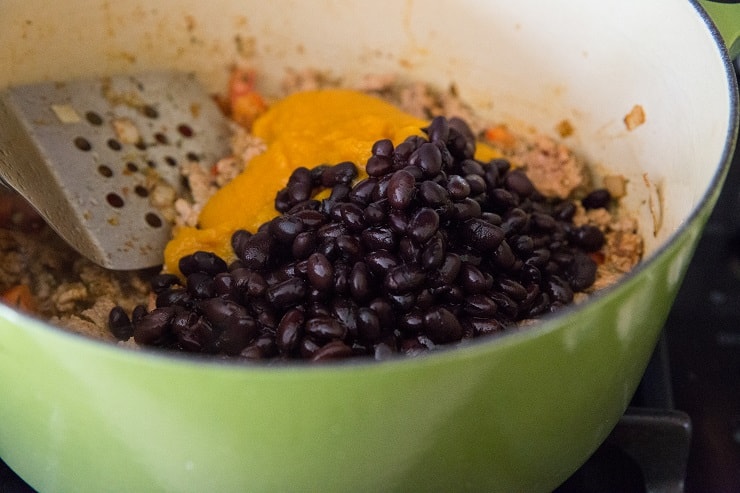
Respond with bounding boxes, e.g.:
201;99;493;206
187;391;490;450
0;0;734;258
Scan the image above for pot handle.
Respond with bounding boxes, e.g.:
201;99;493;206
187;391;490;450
698;0;740;59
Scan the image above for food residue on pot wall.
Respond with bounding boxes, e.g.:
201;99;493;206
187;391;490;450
624;104;646;131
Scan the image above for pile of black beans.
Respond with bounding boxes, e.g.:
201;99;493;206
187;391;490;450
108;116;611;362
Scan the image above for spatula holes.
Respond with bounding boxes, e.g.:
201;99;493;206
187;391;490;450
97;165;113;178
74;136;92;151
186;152;200;162
147;160;157;169
177;124;194;138
135;141;147;151
106;192;124;208
134;185;149;198
145;212;163;228
85;111;103;126
165;156;178;167
125;162;139;173
107;138;122;151
154;132;169;145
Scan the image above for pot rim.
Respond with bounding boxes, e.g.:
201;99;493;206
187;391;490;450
0;1;737;373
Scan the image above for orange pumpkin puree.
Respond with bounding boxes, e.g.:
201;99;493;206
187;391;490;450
164;89;500;275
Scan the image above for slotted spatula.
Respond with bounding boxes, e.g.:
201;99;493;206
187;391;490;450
0;71;232;270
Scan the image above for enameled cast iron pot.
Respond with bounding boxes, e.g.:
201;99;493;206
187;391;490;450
0;1;738;491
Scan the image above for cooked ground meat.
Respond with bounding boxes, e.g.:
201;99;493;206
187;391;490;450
0;73;643;349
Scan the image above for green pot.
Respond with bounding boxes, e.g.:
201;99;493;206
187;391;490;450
0;1;738;491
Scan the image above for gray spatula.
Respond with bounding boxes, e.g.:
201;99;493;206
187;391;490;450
0;72;232;270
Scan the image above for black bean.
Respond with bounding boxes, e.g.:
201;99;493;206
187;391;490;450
310;340;354;362
306;252;334;292
566;252;598;291
274;188;293;213
336;234;363;260
133;307;175;345
421;235;445;271
287;199;321;214
384;264;425;294
531;212;558;232
213;272;236;297
411;142;443;176
447;117;476;159
179;251;228;276
269;215;305;243
333;262;350;295
305;316;347;341
461;218;505;252
465;174;487;195
399;310;424;335
238;231;272;270
401;164;424;182
458;262;488;294
217;315;257;355
398;237;421;264
582;188;612;210
504;169;535;197
187;272;215;299
363;201;387;225
357;307;381;341
433;284;465;304
266;278;306;308
108;306;133;340
156;288;191;308
572;225;605;252
501;208;530;235
334;203;364;232
349;261;372;302
361;226;396;251
150;273;181;294
292;231;318;259
372;138;394;157
386;169;416;209
387;210;409;234
462;294;498;317
453;198;482;221
425;115;450;143
321;161;357;186
293;209;326;229
299;337;322;359
419;180;449;206
544;275;574;304
407;207;440;244
554;201;577;221
437;253;462;285
277;308;304;354
464;317;504;336
366;155;394;177
365;250;399;276
423;306;464;344
197;297;248;330
175;316;213;352
496;277;528;301
316;222;347;242
490;188;518;210
349;178;378;206
131;304;148;325
489;292;518;320
446;175;471;200
491;240;516;270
